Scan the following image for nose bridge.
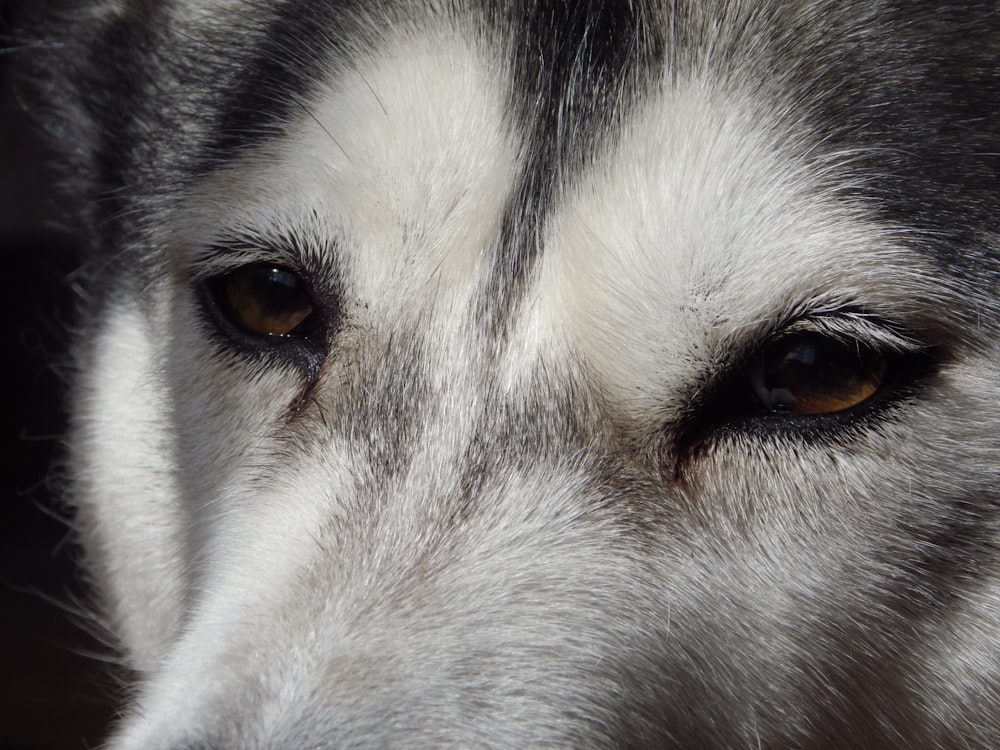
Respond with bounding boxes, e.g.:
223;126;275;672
302;324;606;600
239;474;632;749
368;343;596;540
130;353;644;750
324;354;541;575
321;295;541;512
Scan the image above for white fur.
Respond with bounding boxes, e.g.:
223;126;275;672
71;294;185;670
53;5;1000;748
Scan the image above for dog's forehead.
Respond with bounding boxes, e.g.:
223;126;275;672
179;14;929;409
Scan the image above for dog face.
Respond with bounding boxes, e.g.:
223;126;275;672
26;1;1000;746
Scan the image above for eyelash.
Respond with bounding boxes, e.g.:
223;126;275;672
672;316;932;454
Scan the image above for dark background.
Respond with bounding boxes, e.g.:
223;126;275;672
2;0;117;746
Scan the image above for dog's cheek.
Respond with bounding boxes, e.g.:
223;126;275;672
69;295;187;672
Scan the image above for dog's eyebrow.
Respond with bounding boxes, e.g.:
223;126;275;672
727;300;926;362
188;230;336;280
188;238;295;280
777;311;923;352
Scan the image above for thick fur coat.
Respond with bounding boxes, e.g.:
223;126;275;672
20;1;1000;747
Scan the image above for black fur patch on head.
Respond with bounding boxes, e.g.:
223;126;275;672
198;1;378;171
477;1;666;338
779;1;1000;284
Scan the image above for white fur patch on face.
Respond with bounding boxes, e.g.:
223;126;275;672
182;22;520;329
524;77;927;421
71;295;186;672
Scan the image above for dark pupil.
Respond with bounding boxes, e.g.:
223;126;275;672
756;335;885;415
242;266;300;315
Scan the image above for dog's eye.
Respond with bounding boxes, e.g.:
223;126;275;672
210;264;315;338
749;334;886;415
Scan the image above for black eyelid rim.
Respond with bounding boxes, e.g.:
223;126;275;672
194;240;341;375
725;305;928;395
669;306;937;462
194;232;345;313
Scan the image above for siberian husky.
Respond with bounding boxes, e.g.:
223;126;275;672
20;1;1000;747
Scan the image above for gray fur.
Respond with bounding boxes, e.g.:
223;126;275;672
19;1;1000;747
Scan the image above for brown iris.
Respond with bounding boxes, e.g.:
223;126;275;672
750;334;886;415
216;264;314;337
